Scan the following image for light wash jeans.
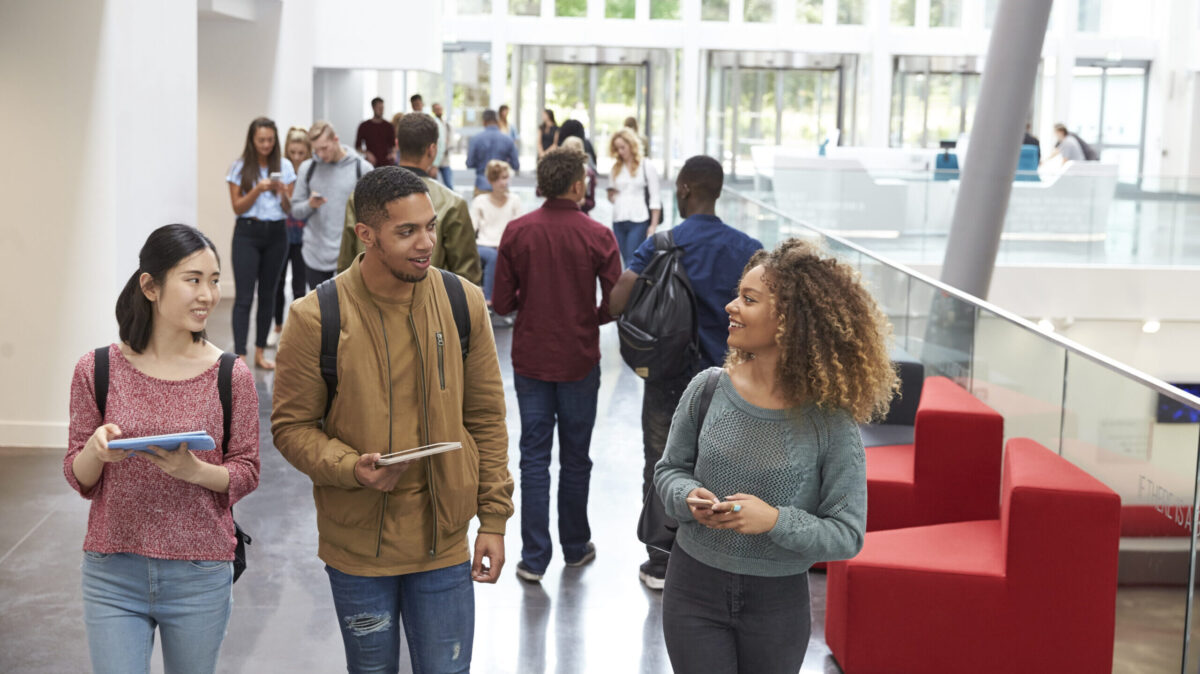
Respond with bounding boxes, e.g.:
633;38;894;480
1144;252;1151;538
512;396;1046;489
326;561;475;674
478;245;498;301
81;551;233;674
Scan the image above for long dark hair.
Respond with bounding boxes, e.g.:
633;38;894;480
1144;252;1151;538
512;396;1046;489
541;108;557;131
239;117;281;193
116;225;220;353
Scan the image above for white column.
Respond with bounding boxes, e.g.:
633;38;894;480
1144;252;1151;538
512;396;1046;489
680;0;703;158
869;0;893;146
1;0;197;447
490;38;508;108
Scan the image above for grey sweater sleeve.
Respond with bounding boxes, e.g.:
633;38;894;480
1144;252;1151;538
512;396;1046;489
290;160;314;222
653;372;709;523
767;411;867;562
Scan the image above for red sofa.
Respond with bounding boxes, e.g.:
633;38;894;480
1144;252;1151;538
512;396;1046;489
825;438;1122;673
866;376;1004;532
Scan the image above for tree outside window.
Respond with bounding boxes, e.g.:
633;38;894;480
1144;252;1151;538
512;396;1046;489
556;0;586;16
930;0;961;27
891;0;914;26
509;0;540;16
607;0;636;18
838;0;865;24
797;0;823;23
702;0;731;21
651;0;681;19
745;0;774;22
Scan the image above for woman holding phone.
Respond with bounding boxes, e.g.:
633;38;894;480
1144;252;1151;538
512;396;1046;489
226;116;295;369
64;224;261;674
654;238;898;674
606;128;660;266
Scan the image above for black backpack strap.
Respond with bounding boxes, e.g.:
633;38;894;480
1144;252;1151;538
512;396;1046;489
93;346;110;420
218;353;236;455
439;269;471;361
305;160;317;185
356;160;363;179
316;278;341;420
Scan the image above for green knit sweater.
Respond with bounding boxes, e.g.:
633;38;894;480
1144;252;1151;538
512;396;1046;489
654;368;867;577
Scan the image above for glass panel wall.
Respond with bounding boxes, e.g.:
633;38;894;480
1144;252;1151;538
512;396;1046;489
702;0;731;21
930;0;961;27
838;0;865;24
797;0;823;23
891;0;914;26
890;56;980;148
1069;61;1149;182
555;0;586;17
457;0;492;14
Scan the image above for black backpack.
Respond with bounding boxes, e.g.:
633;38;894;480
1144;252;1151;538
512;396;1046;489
1072;133;1100;161
306;157;364;185
618;230;701;381
316;269;470;419
92;348;251;583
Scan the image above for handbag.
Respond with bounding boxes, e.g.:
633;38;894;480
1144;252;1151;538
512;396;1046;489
637;368;721;553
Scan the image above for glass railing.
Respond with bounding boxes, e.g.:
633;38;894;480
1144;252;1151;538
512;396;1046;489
738;166;1200;267
721;187;1200;671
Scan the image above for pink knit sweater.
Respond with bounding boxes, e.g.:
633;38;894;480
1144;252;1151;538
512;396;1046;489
64;345;260;560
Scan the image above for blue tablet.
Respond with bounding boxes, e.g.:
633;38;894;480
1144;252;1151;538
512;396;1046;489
108;431;217;452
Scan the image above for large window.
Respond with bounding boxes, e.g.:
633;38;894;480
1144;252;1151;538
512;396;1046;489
930;0;961;27
889;56;981;148
556;0;586;16
651;0;681;19
457;0;491;14
509;0;540;15
892;0;915;26
702;0;731;21
745;0;774;22
838;0;865;24
606;0;635;18
797;0;823;23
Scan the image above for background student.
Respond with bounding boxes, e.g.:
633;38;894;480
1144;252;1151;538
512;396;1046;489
227;116;295;369
271;126;312;345
606;128;661;266
65;224;260;674
471;160;523;311
655;238;898;674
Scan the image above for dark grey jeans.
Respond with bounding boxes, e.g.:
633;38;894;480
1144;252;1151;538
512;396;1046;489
662;545;811;674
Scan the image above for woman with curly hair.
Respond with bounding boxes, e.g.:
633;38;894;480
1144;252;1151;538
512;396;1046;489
654;237;898;674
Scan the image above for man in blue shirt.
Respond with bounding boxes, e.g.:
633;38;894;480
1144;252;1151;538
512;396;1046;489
610;155;763;590
466;109;519;197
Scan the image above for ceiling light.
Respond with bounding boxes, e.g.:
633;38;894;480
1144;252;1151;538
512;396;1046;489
1037;318;1055;333
1142;320;1161;334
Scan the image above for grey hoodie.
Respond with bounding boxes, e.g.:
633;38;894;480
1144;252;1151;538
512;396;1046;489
291;146;374;272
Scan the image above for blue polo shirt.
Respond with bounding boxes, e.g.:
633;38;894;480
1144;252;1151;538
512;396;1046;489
629;214;763;368
225;158;296;221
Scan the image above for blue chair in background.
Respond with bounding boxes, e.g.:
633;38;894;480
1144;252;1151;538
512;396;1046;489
1015;144;1040;182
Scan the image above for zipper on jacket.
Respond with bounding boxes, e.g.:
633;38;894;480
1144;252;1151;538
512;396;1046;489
436;332;446;390
375;305;395;558
409;314;440;558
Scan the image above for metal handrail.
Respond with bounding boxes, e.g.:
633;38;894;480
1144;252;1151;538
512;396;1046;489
725;186;1200;410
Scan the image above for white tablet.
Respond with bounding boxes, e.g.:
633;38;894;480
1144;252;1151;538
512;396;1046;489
375;442;463;466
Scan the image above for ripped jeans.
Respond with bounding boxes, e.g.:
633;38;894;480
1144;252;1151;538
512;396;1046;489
325;562;474;674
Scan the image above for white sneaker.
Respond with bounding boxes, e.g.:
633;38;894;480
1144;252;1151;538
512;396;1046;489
266;328;281;348
516;562;543;583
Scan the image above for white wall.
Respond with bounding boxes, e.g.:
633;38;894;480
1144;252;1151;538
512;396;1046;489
0;0;197;448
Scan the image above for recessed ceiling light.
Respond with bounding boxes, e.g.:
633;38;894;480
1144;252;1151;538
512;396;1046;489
1037;318;1055;333
1142;320;1161;334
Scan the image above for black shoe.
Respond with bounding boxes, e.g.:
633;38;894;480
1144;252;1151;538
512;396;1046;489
564;542;596;567
639;560;666;590
516;561;543;582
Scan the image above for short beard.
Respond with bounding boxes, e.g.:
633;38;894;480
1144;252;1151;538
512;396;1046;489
388;266;427;284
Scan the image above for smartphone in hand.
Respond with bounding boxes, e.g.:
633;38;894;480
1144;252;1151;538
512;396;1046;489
269;171;283;182
686;496;719;509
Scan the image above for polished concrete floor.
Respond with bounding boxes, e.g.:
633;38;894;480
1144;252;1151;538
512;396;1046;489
0;307;844;673
3;287;1195;671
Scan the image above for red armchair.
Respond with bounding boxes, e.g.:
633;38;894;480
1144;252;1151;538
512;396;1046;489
866;376;1004;532
826;438;1122;673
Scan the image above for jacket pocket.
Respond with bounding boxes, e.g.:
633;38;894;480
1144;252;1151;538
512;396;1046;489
436;433;480;530
314;486;385;557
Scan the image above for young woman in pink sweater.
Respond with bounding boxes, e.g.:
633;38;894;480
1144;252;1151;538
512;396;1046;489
64;224;260;674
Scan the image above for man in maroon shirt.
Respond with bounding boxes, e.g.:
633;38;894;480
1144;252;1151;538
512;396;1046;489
493;147;621;582
355;97;395;167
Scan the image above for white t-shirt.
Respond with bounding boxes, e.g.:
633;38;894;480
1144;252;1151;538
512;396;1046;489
608;160;662;224
471;193;523;248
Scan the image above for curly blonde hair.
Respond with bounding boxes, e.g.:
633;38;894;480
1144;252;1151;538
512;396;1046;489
726;238;899;423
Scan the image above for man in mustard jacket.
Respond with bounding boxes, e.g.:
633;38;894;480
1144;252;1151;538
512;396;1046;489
272;166;513;673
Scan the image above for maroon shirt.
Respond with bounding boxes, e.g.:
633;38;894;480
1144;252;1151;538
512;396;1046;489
355;118;395;167
493;199;621;382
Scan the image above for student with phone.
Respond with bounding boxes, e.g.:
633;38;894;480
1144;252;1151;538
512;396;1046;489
227;116;295;370
64;224;261;674
654;239;898;674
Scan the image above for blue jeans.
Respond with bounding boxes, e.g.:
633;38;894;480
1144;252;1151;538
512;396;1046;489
478;245;498;301
439;166;454;189
613;219;650;267
81;552;233;674
325;562;474;674
514;365;601;574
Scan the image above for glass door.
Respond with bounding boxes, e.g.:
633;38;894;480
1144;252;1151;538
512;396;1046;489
1071;60;1150;182
593;65;643;174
